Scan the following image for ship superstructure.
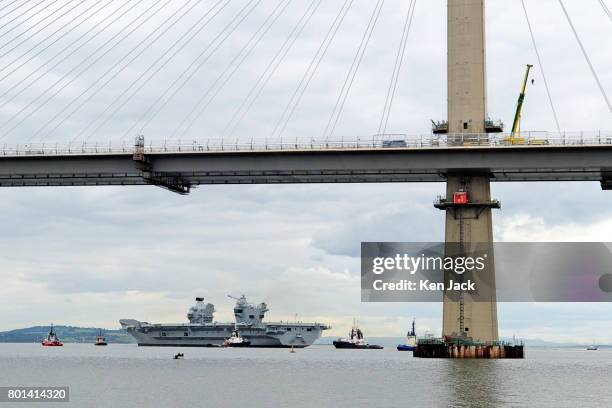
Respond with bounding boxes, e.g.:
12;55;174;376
120;296;330;348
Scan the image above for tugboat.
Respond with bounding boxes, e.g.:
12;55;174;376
94;330;108;346
397;319;417;351
223;329;251;347
333;322;383;350
41;324;63;347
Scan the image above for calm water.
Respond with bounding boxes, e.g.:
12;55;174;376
0;344;611;407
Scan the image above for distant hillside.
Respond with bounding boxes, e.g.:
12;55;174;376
0;326;134;344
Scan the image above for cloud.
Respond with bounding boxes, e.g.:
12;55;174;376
311;184;443;257
496;211;612;242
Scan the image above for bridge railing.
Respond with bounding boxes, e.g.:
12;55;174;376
2;131;612;157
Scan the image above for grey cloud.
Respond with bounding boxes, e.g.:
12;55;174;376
311;185;444;258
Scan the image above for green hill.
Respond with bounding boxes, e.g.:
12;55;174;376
0;326;134;344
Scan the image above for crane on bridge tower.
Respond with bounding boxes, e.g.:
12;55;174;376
508;64;534;144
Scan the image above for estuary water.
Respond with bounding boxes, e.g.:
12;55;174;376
0;344;610;408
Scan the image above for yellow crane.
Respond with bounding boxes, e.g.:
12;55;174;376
508;64;533;144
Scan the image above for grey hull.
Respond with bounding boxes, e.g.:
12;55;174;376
120;296;330;348
121;320;326;348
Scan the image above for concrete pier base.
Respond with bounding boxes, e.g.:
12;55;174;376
414;341;525;359
441;174;499;344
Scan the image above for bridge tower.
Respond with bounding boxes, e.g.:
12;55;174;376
441;0;499;342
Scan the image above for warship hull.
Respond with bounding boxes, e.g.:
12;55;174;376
120;320;327;348
120;296;330;348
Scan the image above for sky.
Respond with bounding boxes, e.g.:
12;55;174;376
0;0;611;343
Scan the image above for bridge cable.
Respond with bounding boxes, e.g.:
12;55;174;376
597;0;612;22
0;0;172;141
117;0;263;141
0;0;51;41
323;0;386;141
520;0;562;134
0;0;46;32
558;0;612;114
271;0;355;140
377;0;416;137
0;0;171;139
0;0;80;56
29;0;203;142
221;0;322;141
0;0;148;110
118;0;264;141
171;0;292;140
77;0;234;142
0;0;63;46
0;0;117;79
0;0;26;18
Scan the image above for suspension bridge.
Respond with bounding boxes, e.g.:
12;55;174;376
0;0;611;354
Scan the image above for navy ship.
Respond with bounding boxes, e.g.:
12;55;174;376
120;296;330;348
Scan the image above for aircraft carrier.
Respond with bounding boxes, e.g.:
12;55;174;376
120;295;330;348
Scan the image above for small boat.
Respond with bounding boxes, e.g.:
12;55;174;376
333;322;383;350
94;330;108;346
174;353;185;359
397;319;417;351
223;329;251;347
41;324;63;347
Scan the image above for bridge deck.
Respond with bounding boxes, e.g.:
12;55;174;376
1;133;611;191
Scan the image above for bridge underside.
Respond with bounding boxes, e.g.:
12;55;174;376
0;146;611;190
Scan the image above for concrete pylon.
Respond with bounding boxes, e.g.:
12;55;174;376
447;0;487;136
441;0;499;342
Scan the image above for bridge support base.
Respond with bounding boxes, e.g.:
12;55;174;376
439;174;499;344
414;341;524;359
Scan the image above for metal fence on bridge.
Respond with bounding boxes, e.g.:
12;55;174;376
2;131;612;157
